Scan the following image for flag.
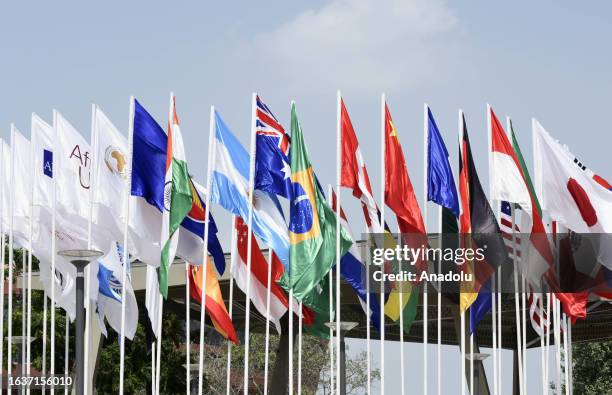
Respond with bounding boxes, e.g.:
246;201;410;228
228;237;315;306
427;106;459;217
571;155;612;191
96;242;138;340
232;216;292;334
159;95;193;298
11;128;33;248
458;114;507;312
130;98;224;271
340;98;383;233
254;95;292;199
287;102;352;301
533;120;612;236
210;110;289;267
384;103;426;235
188;260;238;344
145;264;161;344
330;190;382;331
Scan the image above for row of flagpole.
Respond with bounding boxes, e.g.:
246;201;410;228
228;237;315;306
0;92;582;395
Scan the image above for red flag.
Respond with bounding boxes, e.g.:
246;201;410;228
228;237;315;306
384;103;426;235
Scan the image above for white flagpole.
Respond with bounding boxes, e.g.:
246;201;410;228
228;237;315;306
197;105;216;395
297;300;303;395
288;287;294;395
51;111;58;395
422;102;428;395
470;332;474;395
186;263;191;393
155;294;164;392
545;291;551;394
554;297;561;393
379;93;386;395
242;92;258;395
64;314;69;394
539;293;546;395
328;268;334;394
486;104;498;395
458;109;466;395
437;205;442;395
226;217;237;395
119;97;135;395
151;342;156;395
365;228;371;395
335;90;342;395
8;124;16;389
395;225;405;395
262;244;273;393
84;103;97;395
568;316;573;394
42;290;47;392
22;250;26;378
522;274;527;393
563;313;569;394
0;141;4;390
26;115;36;394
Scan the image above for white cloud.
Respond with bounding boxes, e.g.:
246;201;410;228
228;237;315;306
253;0;465;96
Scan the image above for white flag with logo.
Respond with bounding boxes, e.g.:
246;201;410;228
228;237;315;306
96;241;138;339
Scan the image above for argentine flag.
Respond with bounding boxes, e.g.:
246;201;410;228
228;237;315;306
210;110;289;267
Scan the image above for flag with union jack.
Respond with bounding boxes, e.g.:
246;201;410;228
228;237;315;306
254;95;293;199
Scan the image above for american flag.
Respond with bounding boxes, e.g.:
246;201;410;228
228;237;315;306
255;95;289;155
499;201;550;336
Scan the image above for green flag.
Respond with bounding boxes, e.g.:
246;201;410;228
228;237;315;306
510;121;542;216
287;102;352;301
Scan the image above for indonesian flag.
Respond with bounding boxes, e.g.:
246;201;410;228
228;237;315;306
189;259;238;344
340;98;383;233
231;217;295;334
490;109;586;319
533;119;612;236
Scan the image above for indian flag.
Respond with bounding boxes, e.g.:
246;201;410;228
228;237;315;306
160;93;192;298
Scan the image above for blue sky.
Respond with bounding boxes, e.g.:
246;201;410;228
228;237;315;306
1;1;610;392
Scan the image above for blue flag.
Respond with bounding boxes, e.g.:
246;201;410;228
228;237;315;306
130;99;225;273
470;279;492;334
427;107;459;217
97;264;121;302
254;95;293;199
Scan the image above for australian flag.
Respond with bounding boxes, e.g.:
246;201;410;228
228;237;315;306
254;95;292;199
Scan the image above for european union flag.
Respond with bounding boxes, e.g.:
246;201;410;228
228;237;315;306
427;107;459;217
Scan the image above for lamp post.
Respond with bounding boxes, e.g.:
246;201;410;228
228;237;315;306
466;352;490;395
58;249;103;395
325;321;358;395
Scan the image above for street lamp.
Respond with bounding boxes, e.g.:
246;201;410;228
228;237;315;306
325;321;358;395
58;249;103;395
466;352;490;395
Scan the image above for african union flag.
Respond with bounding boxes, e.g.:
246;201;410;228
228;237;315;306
287;102;352;301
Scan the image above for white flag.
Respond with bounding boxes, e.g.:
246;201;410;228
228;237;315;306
145;264;161;339
11;128;33;248
96;241;138;340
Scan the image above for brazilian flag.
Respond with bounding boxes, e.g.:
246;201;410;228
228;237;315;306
286;102;352;302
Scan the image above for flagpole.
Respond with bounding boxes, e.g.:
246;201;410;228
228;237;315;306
64;314;69;395
151;341;156;395
0;142;4;391
27;117;35;391
568;314;573;394
51;111;58;395
288;101;296;395
422;102;428;395
226;218;237;395
326;185;335;394
486;104;498;395
197;105;215;395
397;224;405;395
155;297;163;395
563;313;569;394
554;296;561;393
335;90;342;395
297;300;303;395
522;274;527;392
84;103;97;395
186;261;191;393
379;92;386;395
545;291;551;394
242;92;258;395
539;292;546;395
119;96;135;395
22;249;26;379
8;124;16;389
42;290;47;393
458;109;466;395
262;240;272;393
